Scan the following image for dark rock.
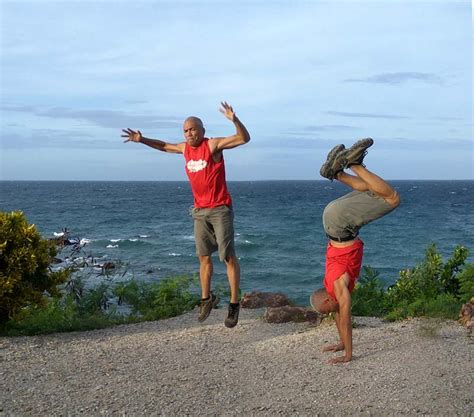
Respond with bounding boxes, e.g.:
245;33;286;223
264;306;321;324
241;291;291;308
459;297;474;333
102;262;115;270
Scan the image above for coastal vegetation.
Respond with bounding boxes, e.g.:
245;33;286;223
0;211;70;325
0;211;473;336
352;244;473;320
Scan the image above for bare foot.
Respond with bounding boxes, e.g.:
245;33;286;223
323;343;344;352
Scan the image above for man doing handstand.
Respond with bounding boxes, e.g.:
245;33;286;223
311;138;400;364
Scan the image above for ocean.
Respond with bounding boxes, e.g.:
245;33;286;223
1;180;473;304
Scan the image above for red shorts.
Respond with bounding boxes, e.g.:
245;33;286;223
323;239;364;302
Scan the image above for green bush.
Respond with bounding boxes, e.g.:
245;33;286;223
385;244;469;312
2;295;126;336
458;264;474;303
114;275;200;321
0;211;69;324
385;293;461;321
352;266;387;317
352;244;472;321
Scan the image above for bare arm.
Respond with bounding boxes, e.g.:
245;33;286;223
122;128;184;154
330;275;353;364
209;102;251;152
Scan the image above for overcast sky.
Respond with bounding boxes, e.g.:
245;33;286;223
0;0;472;181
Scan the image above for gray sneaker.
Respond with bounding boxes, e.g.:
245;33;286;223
198;293;219;322
319;144;346;181
224;303;240;328
343;138;374;167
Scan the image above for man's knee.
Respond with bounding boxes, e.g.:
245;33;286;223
224;254;239;267
199;255;212;266
386;190;401;208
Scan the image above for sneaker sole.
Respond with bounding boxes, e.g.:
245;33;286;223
344;138;373;166
320;144;345;179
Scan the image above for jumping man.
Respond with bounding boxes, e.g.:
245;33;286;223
122;102;250;328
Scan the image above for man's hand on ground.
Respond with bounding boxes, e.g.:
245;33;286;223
322;343;344;352
328;355;352;364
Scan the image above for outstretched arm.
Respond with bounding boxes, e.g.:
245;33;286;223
209;102;251;152
330;275;353;364
122;128;184;154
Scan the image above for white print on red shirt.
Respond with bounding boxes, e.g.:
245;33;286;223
186;159;208;173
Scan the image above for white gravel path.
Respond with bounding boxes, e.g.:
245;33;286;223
1;307;472;416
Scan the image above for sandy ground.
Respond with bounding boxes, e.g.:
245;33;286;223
0;307;472;416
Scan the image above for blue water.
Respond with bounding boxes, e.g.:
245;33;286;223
1;180;473;304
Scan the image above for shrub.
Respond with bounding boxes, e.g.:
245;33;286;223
385;244;469;312
457;263;474;303
114;275;200;321
352;245;472;321
0;211;69;324
2;295;126;336
385;293;461;321
352;266;387;316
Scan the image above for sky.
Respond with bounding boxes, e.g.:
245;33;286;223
0;0;472;181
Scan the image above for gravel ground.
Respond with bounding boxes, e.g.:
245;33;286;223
0;307;472;416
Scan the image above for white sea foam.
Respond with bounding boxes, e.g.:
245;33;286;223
169;253;182;256
53;231;65;237
106;244;119;248
110;239;121;243
139;235;149;238
129;238;138;242
80;238;91;246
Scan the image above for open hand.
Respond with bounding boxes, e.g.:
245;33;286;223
122;128;142;143
219;101;236;122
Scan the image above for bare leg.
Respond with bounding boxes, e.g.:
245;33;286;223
199;255;213;299
350;165;400;207
335;171;369;191
225;255;240;303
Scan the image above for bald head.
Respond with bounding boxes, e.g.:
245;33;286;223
310;288;338;314
184;116;204;131
183;116;205;147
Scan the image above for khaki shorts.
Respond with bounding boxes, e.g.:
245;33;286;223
191;205;235;262
323;190;395;241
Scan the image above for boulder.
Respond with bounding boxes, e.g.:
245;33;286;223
241;291;290;308
459;297;474;334
264;305;321;324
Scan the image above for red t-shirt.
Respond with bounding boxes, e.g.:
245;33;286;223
184;138;232;208
323;239;364;302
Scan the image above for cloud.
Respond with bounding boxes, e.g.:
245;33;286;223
251;135;472;151
3;130;122;150
325;111;409;120
286;125;359;136
1;104;182;130
344;72;443;85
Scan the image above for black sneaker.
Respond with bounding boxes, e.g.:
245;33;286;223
343;138;374;167
319;144;346;181
224;303;240;328
198;293;218;322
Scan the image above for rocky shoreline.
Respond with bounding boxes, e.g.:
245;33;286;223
1;307;472;416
